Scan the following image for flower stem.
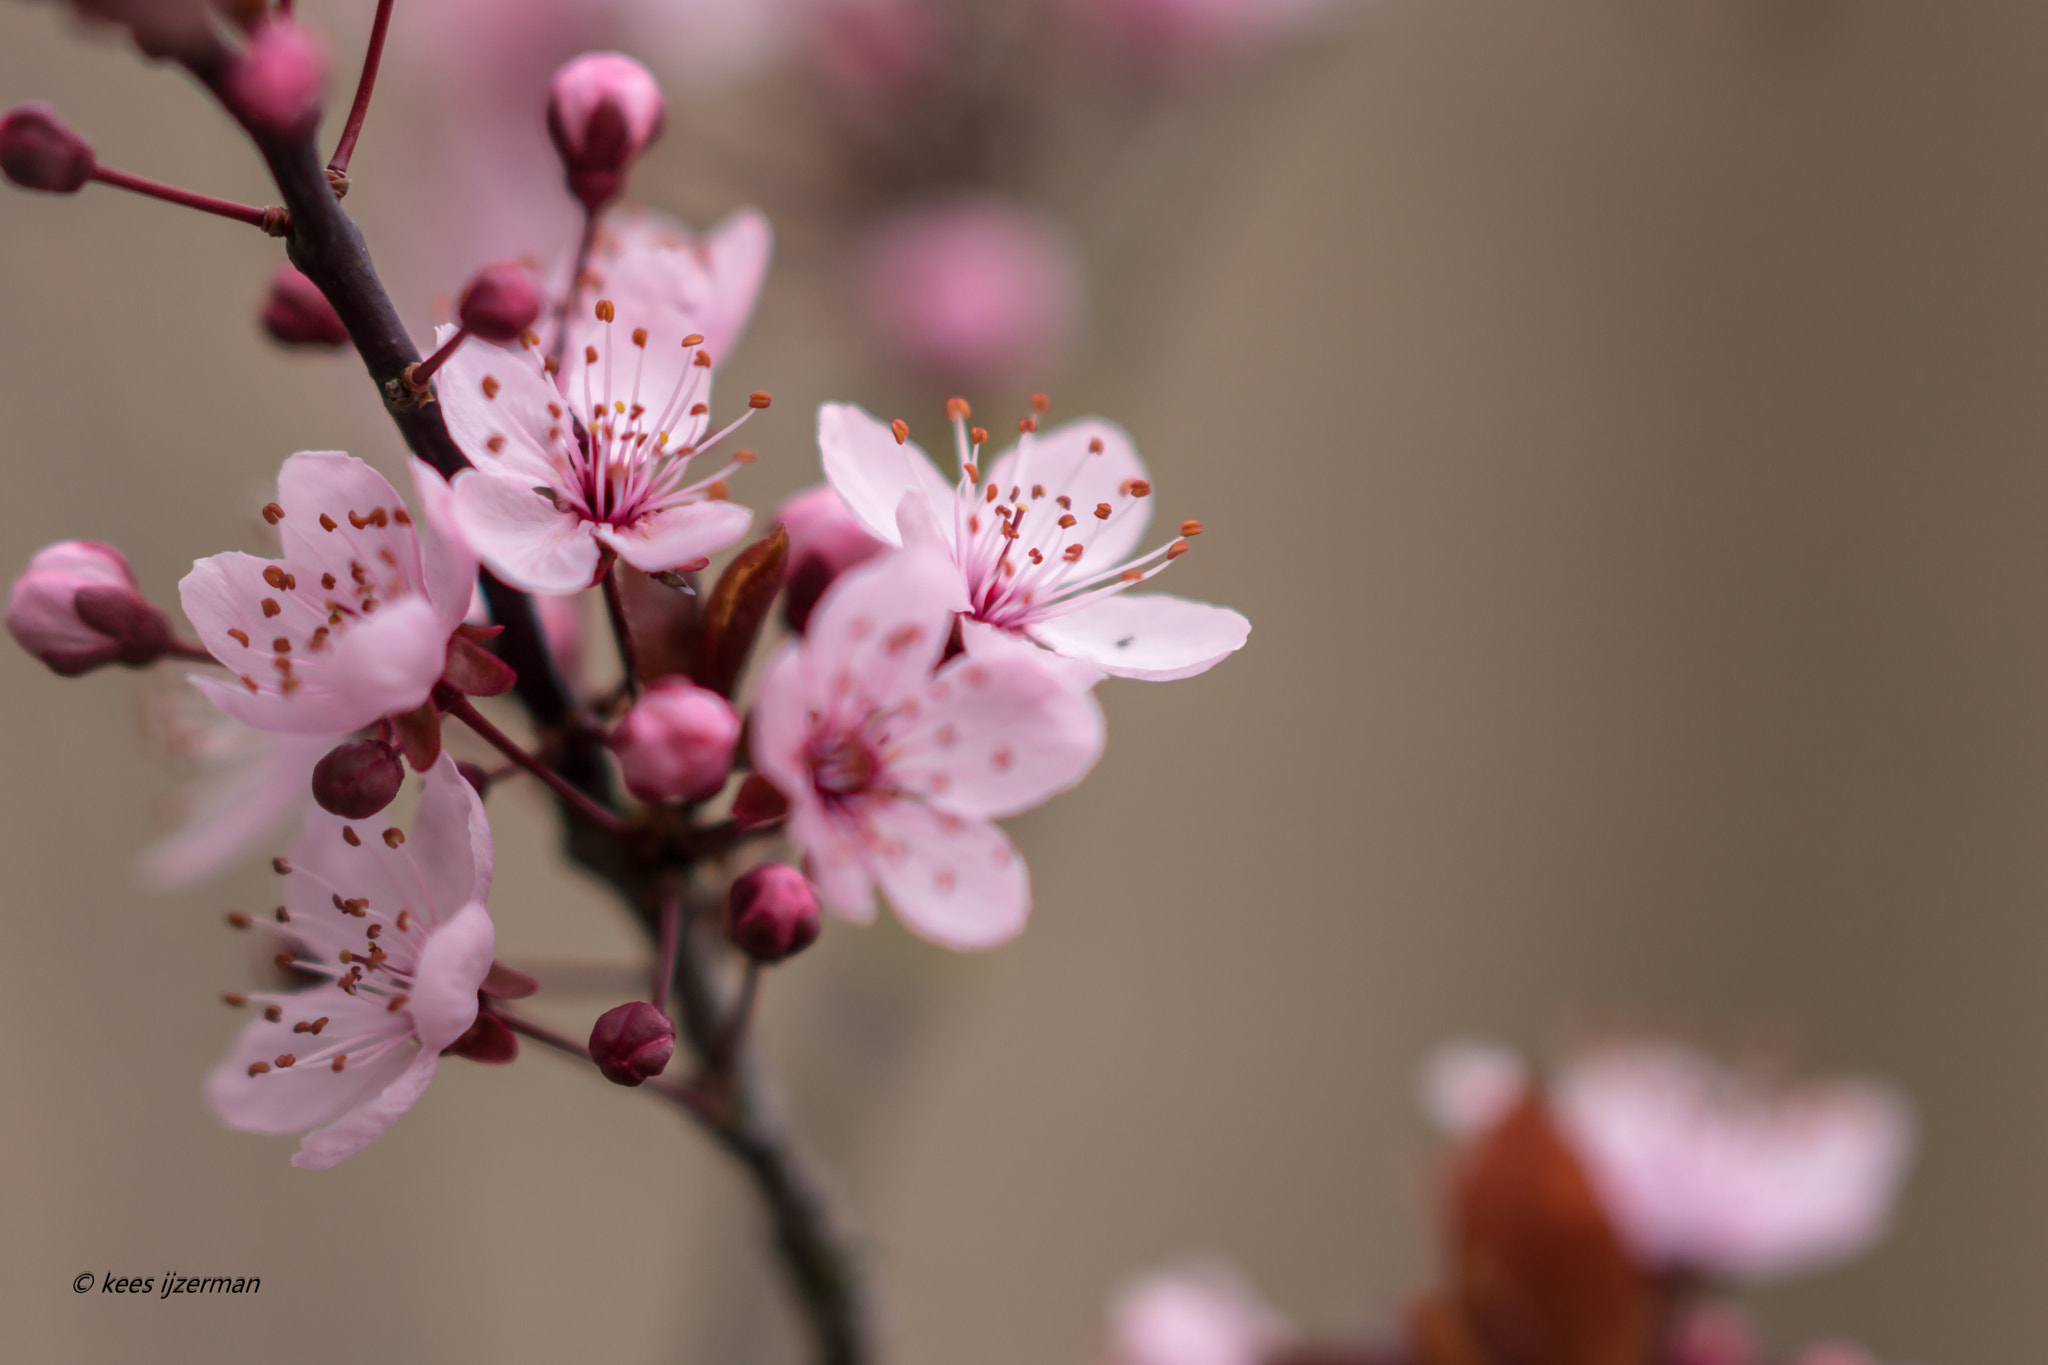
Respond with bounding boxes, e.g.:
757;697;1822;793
711;960;761;1078
547;208;600;373
326;0;396;180
652;885;681;1015
89;165;275;229
404;325;468;393
445;694;632;836
165;639;219;664
602;565;642;697
497;1005;722;1122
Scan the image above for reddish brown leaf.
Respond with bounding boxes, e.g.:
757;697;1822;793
695;523;788;697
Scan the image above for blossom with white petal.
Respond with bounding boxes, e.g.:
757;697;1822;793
751;548;1105;949
1105;1264;1291;1365
207;753;496;1169
437;288;761;594
179;452;477;735
819;401;1249;680
1551;1041;1915;1283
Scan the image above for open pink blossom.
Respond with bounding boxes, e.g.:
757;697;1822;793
1105;1263;1291;1365
819;402;1249;680
437;292;761;594
1552;1041;1916;1283
207;753;495;1169
751;549;1105;949
179;452;477;735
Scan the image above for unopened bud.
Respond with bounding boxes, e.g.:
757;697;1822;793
587;1001;675;1086
0;103;95;194
260;264;348;347
607;676;740;804
457;262;544;343
311;739;404;818
546;52;664;212
777;486;885;634
727;863;821;963
223;21;328;139
5;541;171;676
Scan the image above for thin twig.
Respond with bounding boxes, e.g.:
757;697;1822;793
602;565;642;697
547;208;600;373
711;960;761;1078
90;166;274;228
652;885;681;1015
326;0;396;179
445;694;632;836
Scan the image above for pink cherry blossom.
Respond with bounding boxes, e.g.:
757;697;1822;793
1552;1041;1915;1283
206;753;496;1169
437;262;766;593
179;452;477;734
573;207;775;367
819;402;1249;680
1071;0;1340;70
1105;1263;1290;1365
860;195;1084;384
750;549;1105;949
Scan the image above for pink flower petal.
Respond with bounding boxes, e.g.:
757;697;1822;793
435;330;563;487
408;458;481;635
801;549;964;725
984;418;1152;568
866;799;1027;950
1028;592;1250;681
292;1052;442;1170
206;998;415;1136
408;752;496;913
892;639;1106;819
138;723;335;889
321;597;448;723
407;900;495;1055
1107;1264;1290;1365
448;469;603;593
749;643;811;805
818;402;957;549
592;498;754;575
790;802;878;923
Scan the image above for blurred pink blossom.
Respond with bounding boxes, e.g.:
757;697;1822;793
1553;1041;1916;1283
777;484;887;633
139;709;337;889
751;548;1105;949
860;195;1085;385
1416;1037;1531;1140
1105;1263;1291;1365
1070;0;1342;69
206;754;496;1168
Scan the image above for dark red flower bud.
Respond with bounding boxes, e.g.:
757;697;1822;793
727;863;821;963
311;740;404;819
0;103;94;194
588;1001;676;1086
546;52;664;212
457;262;544;343
260;265;348;347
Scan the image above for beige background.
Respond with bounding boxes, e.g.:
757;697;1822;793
0;1;2040;1360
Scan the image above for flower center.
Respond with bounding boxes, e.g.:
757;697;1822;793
810;732;879;797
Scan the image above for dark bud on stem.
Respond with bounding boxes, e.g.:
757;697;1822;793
261;265;349;347
546;52;665;212
457;262;544;343
727;863;821;964
0;103;94;194
588;1001;676;1086
311;740;404;819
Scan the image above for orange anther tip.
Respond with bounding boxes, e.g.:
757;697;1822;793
1179;520;1204;536
946;397;971;420
890;419;909;444
1030;392;1049;413
748;391;773;409
969;427;988;445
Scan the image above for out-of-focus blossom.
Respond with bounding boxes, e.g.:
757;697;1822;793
457;261;546;343
820;402;1250;680
575;208;775;367
1664;1304;1763;1365
0;102;95;194
1789;1345;1890;1365
179;453;479;735
860;196;1085;385
1417;1037;1530;1141
437;300;757;593
139;705;337;888
1070;0;1341;70
207;753;496;1169
751;549;1105;949
547;51;665;211
1552;1042;1915;1283
6;540;174;676
608;675;741;803
1105;1263;1291;1365
777;484;887;633
261;265;349;347
804;0;947;116
222;20;328;138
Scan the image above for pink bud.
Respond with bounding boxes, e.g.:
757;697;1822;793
5;541;171;676
457;262;544;343
607;677;741;804
777;486;887;634
861;195;1085;384
727;863;821;963
588;1001;676;1086
546;52;665;211
260;265;348;347
223;21;328;139
311;740;404;819
0;103;95;194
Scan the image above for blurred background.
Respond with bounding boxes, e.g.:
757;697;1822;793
1;0;2043;1360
